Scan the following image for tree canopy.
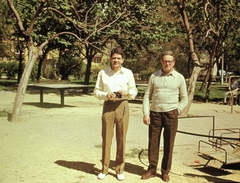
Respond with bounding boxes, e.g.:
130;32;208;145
2;0;240;121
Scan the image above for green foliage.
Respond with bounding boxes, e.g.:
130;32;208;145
57;47;84;80
189;1;240;66
3;0;187;85
91;66;101;81
4;61;19;79
0;61;38;81
0;62;7;77
30;62;39;81
4;0;240;88
194;82;228;103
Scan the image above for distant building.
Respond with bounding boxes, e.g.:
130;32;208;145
93;53;103;64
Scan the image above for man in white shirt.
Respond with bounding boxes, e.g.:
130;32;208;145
94;47;138;181
141;51;188;182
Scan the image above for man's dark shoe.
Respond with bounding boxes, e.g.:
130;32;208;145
141;171;156;180
162;174;170;182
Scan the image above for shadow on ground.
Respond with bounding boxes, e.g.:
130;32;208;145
183;163;240;183
23;102;74;108
55;159;146;177
184;172;238;183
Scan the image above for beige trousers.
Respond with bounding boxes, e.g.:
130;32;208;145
101;100;129;174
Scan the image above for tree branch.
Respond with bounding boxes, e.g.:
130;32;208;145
7;0;27;37
28;0;47;34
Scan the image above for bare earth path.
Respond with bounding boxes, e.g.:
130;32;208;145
0;90;240;183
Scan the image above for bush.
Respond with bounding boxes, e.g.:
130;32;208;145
0;61;19;79
0;62;7;78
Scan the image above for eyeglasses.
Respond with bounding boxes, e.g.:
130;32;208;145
162;60;175;64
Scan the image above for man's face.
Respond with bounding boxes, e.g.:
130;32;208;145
110;53;124;70
161;55;175;74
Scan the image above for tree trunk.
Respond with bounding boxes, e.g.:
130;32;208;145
10;47;39;122
83;55;93;94
83;45;95;94
84;57;92;85
36;55;44;82
17;49;23;84
181;63;202;116
176;0;203;116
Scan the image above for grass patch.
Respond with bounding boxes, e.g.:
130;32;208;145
0;79;18;91
194;82;228;103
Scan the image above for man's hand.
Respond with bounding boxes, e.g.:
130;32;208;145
143;115;150;125
117;90;129;96
107;92;116;99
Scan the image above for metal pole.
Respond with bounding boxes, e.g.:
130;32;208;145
221;42;225;85
221;58;224;85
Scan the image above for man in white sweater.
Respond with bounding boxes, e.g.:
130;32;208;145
141;51;188;182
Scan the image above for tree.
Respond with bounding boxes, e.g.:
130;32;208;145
7;0;87;121
173;0;203;116
172;0;240;114
7;0;171;121
46;0;177;85
194;1;239;102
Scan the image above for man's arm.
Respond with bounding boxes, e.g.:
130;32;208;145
94;71;108;100
127;70;138;99
177;75;188;113
142;74;154;116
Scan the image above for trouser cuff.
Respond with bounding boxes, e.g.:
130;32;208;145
161;168;170;175
147;165;157;173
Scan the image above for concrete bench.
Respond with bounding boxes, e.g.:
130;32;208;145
27;83;95;106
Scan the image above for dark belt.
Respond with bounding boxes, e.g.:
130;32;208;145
105;99;128;104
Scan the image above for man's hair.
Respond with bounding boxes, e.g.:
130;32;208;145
110;47;124;58
161;51;175;60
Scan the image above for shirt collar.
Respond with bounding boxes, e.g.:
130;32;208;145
108;66;124;74
159;69;177;77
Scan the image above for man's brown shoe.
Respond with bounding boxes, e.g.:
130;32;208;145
162;174;170;182
141;172;156;180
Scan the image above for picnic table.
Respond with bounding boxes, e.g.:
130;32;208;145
27;83;95;106
27;83;148;107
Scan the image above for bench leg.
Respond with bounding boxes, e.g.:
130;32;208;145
60;89;65;107
40;89;43;104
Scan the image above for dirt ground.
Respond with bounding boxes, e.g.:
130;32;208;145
0;90;240;183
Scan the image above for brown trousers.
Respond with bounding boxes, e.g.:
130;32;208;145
101;100;129;174
147;109;178;174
